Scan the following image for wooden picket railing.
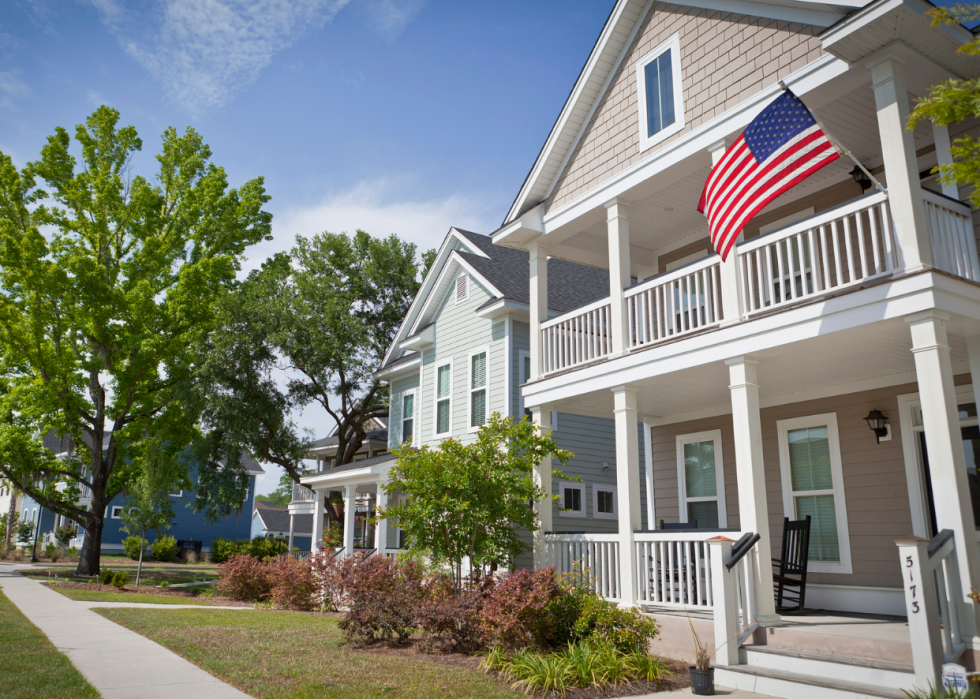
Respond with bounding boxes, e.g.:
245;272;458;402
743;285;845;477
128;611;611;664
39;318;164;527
540;298;613;374
922;188;980;282
543;532;621;602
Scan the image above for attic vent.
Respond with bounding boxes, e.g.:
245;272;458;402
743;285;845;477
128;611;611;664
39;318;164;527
455;274;469;304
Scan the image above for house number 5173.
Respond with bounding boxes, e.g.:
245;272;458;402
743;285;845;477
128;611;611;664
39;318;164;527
906;555;920;613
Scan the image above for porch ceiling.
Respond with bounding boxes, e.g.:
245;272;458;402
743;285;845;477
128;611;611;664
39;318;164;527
547;317;971;421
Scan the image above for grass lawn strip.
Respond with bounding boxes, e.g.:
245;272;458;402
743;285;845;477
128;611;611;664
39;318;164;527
97;607;524;699
0;588;100;699
47;586;221;606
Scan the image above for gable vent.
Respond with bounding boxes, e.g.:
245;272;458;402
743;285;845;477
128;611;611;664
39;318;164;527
455;274;469;304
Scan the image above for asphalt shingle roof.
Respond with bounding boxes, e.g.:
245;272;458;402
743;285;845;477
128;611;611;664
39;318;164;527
255;507;311;535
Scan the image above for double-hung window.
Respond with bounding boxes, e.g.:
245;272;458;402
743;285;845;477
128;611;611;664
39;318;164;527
401;390;416;445
434;361;453;436
677;430;727;528
593;485;617;520
469;348;488;430
777;413;851;574
635;34;684;151
559;481;586;518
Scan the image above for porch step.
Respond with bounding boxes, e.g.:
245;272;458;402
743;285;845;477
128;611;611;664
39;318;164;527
743;646;914;691
714;664;909;699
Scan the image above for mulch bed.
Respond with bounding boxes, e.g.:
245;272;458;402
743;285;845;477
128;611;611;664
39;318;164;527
353;638;691;697
40;581;255;607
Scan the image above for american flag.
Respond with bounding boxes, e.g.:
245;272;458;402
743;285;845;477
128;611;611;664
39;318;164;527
698;89;839;261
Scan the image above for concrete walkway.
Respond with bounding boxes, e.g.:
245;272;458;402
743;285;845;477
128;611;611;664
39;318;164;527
639;688;774;698
0;564;251;699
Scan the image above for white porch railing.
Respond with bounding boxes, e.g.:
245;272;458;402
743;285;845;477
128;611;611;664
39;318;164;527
543;532;621;601
292;483;316;503
540;299;613;375
922;188;980;283
738;191;899;315
625;255;723;351
634;530;724;608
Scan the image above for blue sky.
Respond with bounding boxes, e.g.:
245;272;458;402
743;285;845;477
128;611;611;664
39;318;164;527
1;0;615;494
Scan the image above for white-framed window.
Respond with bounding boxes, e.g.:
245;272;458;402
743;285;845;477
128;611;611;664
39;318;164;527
677;430;727;529
558;481;586;518
401;389;416;445
169;489;182;498
434;359;453;436
468;347;488;431
635;34;684;152
110;506;123;519
593;484;617;520
777;413;852;574
454;273;469;304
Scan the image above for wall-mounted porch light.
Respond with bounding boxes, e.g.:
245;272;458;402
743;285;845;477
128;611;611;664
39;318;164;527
851;166;872;194
864;409;890;443
601;462;610;474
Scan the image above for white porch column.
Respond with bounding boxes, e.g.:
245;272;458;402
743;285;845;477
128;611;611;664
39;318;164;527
909;311;980;645
709;141;744;326
529;243;548;379
933;122;959;200
726;356;780;626
870;56;932;270
311;490;325;552
530;404;553;570
343;485;357;556
612;386;641;607
288;512;295;551
375;486;389;554
605;199;631;356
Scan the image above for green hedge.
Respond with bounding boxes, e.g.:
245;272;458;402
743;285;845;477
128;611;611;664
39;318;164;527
210;537;281;563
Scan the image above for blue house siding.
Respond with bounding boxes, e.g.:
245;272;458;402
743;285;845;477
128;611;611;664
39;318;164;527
17;494;57;543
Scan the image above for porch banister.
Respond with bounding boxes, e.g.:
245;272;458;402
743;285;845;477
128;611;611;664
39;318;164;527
908;311;980;645
896;537;945;690
612;386;641;607
725;356;780;626
605;199;631;356
529;243;548;380
707;537;739;666
531;405;554;570
343;485;356;557
870;56;932;270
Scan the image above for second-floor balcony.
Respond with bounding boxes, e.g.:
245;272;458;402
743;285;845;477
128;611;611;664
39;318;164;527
538;188;977;377
291;482;317;504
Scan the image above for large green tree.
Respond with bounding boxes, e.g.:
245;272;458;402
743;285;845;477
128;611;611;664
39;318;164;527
0;107;271;575
195;231;433;490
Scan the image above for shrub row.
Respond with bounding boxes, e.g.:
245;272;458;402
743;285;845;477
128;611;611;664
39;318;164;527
121;535;179;562
217;554;317;610
210;537;281;563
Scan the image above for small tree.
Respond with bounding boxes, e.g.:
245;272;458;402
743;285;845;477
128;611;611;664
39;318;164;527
381;413;572;593
119;456;176;586
908;5;980;205
16;521;33;549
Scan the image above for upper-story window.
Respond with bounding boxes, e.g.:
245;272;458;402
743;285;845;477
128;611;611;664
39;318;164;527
435;360;453;436
455;273;469;304
401;390;415;445
469;349;487;430
635;34;684;151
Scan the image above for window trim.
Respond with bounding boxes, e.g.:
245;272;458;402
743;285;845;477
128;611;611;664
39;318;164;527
634;33;685;152
467;346;490;432
110;506;123;520
169;489;183;498
593;484;618;520
676;429;727;528
518;349;530;418
454;273;469;304
401;388;417;446
777;412;852;575
558;480;587;518
433;358;454;437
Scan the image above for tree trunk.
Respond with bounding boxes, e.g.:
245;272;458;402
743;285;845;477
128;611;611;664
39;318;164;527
76;515;103;577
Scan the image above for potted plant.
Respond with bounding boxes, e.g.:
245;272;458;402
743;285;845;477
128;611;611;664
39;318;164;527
320;523;343;552
689;615;715;695
329;494;344;520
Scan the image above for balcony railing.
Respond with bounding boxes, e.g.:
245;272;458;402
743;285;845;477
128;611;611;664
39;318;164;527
540;298;612;374
923;188;980;282
291;483;316;503
626;254;723;350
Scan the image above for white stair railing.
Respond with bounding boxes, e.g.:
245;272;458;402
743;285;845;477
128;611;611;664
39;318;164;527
707;533;763;667
922;189;980;282
625;256;723;350
738;192;898;315
540;299;613;375
544;532;621;601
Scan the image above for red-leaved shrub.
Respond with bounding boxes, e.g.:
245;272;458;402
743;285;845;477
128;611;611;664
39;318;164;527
479;567;562;650
217;554;274;601
268;556;317;611
336;555;426;644
415;572;494;653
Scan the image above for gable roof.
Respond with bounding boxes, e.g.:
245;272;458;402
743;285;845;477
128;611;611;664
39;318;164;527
253;506;311;535
502;0;868;225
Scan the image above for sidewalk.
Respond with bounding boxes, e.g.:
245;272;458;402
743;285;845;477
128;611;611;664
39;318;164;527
0;564;251;699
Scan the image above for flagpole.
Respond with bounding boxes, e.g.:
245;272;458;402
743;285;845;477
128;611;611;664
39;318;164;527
778;80;885;194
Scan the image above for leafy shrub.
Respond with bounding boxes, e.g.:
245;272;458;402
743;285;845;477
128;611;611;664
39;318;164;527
268;556;317;611
479;567;562;650
571;595;659;653
99;566;116;585
54;525;76;548
151;535;179;562
43;542;60;562
210;537;279;563
111;571;129;589
209;538;237;563
217;554;274;601
249;537;278;559
122;536;147;560
336;556;426;644
415;572;493;653
16;521;33;546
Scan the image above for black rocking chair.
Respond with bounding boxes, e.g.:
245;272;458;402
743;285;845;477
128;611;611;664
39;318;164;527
772;515;811;613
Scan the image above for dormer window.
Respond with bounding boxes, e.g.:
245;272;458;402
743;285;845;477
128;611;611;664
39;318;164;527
636;34;684;151
455;273;469;304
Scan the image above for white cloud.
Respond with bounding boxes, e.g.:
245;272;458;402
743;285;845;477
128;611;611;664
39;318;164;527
86;90;111;108
363;0;428;39
89;0;351;117
0;71;32;111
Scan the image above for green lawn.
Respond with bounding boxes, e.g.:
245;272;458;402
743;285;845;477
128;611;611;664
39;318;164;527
97;608;523;699
0;589;100;699
48;587;221;606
